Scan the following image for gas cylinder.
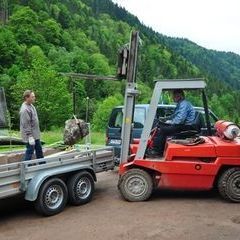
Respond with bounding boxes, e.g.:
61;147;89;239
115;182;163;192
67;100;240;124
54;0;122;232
215;120;240;140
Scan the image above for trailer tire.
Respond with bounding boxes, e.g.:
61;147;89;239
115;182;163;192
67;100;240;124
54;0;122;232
218;167;240;203
118;168;153;202
67;171;94;205
34;178;68;216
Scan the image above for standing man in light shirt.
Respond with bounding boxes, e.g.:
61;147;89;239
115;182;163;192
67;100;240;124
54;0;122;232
20;90;44;161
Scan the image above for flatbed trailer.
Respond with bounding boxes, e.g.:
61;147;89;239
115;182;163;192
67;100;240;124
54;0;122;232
0;147;114;216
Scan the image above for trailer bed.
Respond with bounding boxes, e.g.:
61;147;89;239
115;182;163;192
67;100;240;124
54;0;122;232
0;147;114;200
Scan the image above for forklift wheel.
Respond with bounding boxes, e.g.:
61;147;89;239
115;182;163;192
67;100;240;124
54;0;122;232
118;168;153;202
218;167;240;203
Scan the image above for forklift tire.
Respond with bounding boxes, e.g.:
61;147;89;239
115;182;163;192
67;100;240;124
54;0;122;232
67;171;94;206
218;167;240;203
34;178;68;216
118;168;153;202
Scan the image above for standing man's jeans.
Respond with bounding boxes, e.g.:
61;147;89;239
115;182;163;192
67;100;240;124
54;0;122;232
23;139;44;161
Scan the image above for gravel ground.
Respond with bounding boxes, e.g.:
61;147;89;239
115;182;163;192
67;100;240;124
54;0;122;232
0;170;239;240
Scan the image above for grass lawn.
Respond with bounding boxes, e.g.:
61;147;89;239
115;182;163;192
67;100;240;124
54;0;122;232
42;129;106;146
0;129;106;152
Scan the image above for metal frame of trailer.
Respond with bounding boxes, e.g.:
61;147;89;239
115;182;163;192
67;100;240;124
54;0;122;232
0;147;114;215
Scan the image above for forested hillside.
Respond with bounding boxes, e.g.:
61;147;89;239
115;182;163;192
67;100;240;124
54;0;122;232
94;0;240;90
164;38;240;89
0;0;239;131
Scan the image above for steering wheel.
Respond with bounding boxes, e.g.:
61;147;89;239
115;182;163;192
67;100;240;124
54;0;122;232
156;119;172;127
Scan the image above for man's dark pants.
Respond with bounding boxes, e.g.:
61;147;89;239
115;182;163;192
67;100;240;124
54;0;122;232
23;139;44;161
152;124;194;154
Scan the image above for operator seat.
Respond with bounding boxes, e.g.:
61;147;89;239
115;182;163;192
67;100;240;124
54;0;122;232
173;111;203;139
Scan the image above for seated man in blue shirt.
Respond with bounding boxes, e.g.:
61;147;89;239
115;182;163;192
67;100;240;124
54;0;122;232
150;89;196;156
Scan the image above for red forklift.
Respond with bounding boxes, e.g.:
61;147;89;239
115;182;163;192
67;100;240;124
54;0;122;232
118;31;240;203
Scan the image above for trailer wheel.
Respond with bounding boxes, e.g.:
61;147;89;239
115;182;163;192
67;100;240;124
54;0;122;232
67;171;94;205
218;167;240;203
118;168;153;202
35;178;68;216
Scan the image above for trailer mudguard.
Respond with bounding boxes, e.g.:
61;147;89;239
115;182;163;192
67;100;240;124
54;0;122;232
25;165;96;201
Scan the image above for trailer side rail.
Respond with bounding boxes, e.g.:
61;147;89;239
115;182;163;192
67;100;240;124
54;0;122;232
0;147;114;200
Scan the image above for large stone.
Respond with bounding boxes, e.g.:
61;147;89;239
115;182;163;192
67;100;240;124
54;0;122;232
63;119;89;146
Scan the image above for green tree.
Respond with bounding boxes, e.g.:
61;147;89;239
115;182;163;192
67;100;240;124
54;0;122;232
88;53;110;75
48;47;73;72
41;19;62;45
9;6;45;46
92;93;123;131
11;46;72;129
0;28;20;69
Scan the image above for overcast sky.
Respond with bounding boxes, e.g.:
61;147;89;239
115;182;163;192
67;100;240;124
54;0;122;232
112;0;240;55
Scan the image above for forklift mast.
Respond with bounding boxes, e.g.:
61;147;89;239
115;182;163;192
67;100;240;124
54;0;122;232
120;31;139;164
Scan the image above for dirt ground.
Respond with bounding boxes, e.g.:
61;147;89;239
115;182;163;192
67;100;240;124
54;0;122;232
0;170;240;240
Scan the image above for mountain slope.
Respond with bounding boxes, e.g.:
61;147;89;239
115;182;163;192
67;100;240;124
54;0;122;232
164;38;240;89
87;0;240;89
0;0;239;130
